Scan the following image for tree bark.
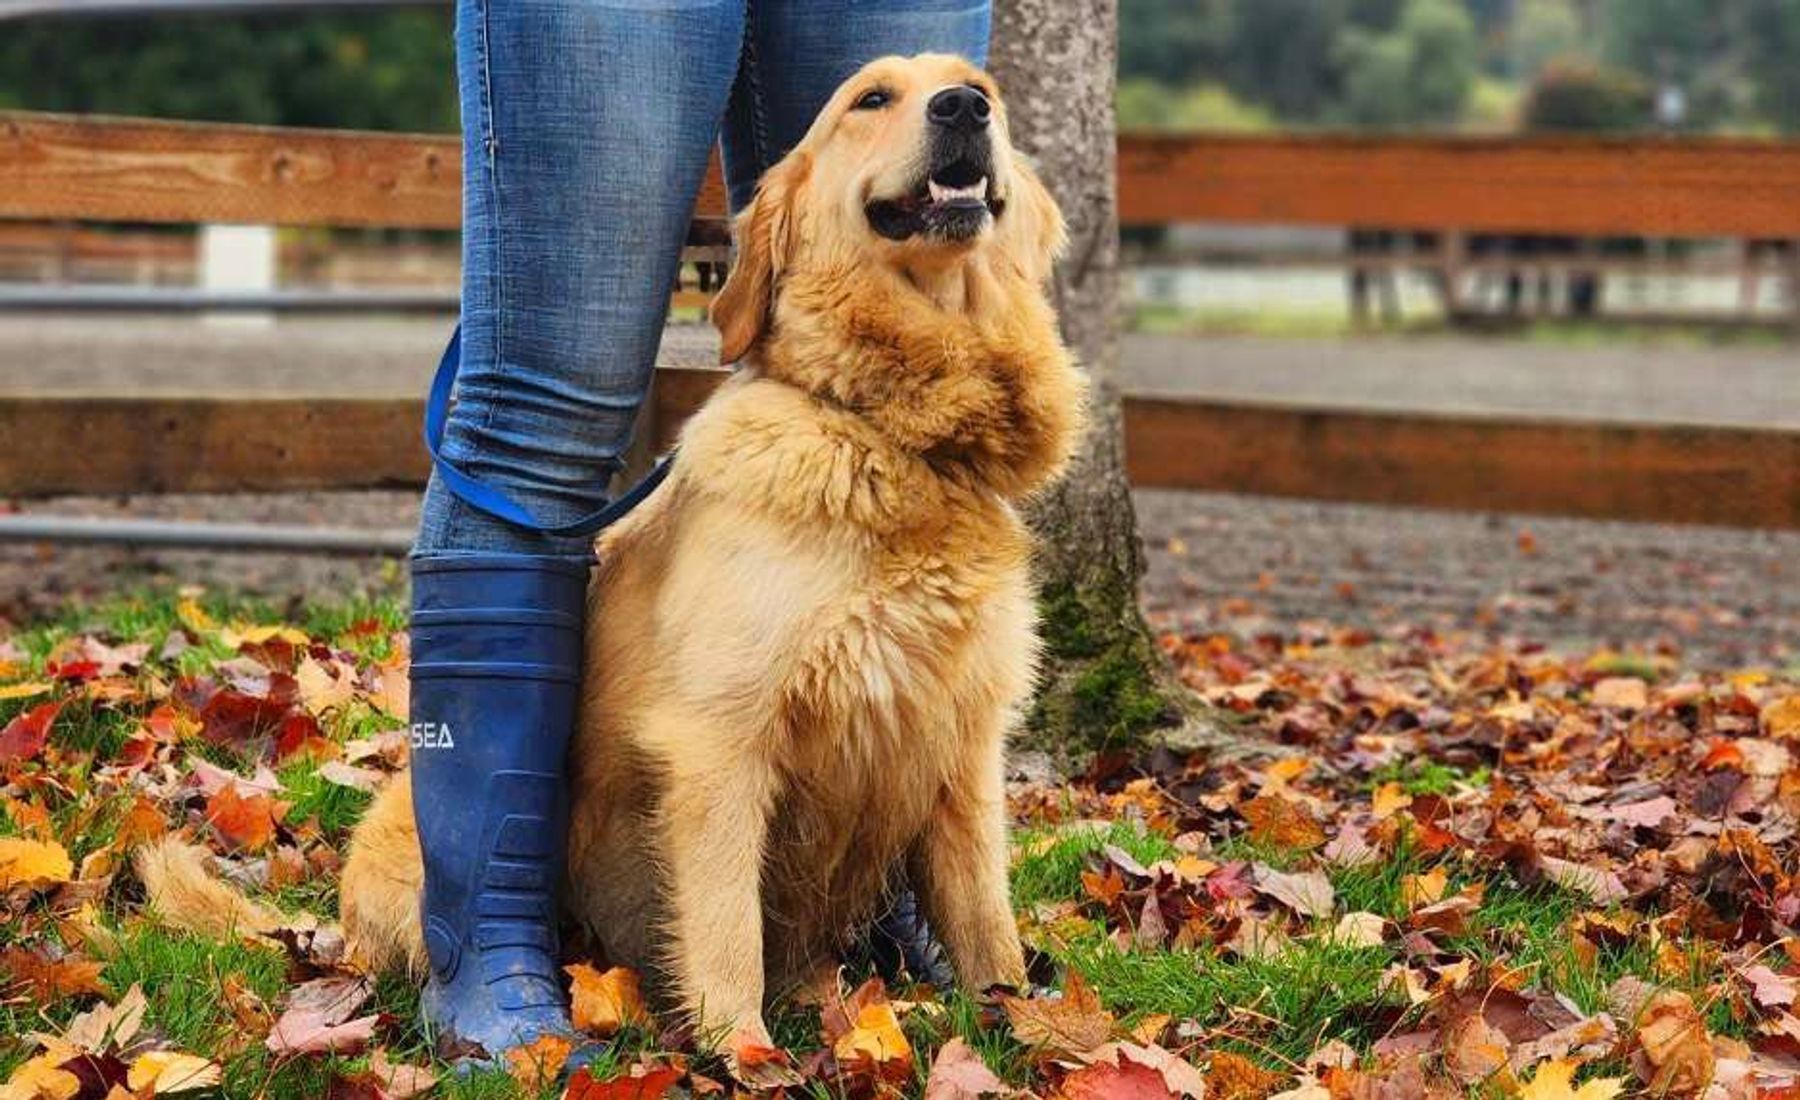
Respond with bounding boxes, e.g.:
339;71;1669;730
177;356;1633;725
989;0;1231;763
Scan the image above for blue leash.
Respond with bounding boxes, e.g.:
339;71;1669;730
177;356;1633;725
424;325;674;538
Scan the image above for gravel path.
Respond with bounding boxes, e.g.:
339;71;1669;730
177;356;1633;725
5;487;1793;673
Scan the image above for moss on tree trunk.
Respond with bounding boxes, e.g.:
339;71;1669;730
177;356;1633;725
992;0;1244;766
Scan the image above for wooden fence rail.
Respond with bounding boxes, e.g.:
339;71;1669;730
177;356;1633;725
15;112;1800;236
4;110;1800;528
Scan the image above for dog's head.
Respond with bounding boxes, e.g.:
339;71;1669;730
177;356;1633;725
712;53;1064;364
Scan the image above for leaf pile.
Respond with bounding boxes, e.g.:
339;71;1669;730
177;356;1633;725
4;592;1800;1099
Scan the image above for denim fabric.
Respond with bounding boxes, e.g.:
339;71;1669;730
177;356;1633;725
416;0;992;554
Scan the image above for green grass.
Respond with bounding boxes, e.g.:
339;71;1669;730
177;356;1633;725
1125;301;1800;349
2;590;1753;1098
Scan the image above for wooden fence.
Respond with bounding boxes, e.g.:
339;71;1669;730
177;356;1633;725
3;111;1800;529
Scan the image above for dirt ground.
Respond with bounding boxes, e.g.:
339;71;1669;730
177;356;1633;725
4;487;1794;672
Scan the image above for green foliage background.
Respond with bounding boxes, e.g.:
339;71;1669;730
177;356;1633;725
1;0;1798;135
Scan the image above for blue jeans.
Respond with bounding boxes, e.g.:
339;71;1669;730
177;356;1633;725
416;0;992;555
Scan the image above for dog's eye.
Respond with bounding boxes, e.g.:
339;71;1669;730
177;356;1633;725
852;89;891;111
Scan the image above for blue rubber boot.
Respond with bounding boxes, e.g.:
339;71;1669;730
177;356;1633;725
408;553;590;1061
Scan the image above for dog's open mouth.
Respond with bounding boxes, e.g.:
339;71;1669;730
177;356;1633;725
867;158;1006;243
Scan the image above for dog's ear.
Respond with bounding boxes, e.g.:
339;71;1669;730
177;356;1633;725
1002;154;1066;287
712;153;810;365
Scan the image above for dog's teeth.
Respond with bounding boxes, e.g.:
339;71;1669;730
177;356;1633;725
927;176;989;203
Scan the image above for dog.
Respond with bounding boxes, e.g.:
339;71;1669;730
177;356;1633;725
150;53;1086;1053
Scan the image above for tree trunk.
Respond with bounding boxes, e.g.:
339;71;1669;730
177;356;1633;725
989;0;1230;763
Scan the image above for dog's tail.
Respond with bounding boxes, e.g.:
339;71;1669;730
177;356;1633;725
136;773;427;976
339;771;429;976
135;836;287;940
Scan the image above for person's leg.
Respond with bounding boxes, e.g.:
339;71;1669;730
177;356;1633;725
717;0;990;212
410;0;743;1059
715;0;990;986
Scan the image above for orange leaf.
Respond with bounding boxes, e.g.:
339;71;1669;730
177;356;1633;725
1003;972;1117;1058
564;1064;685;1100
505;1034;574;1093
204;787;279;853
832;1000;912;1073
566;964;651;1037
1240;794;1326;851
0;946;107;1002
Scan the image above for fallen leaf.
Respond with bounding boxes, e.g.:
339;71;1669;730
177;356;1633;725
832;999;912;1072
1204;1051;1285;1100
1057;1053;1182;1100
1241;795;1326;851
1592;677;1648;709
1080;1044;1205;1100
316;761;383;793
0;682;52;702
265;975;377;1055
1252;864;1334;918
125;1052;222;1095
0;1054;79;1100
1333;911;1387;947
1743;964;1799;1009
1539;856;1628;904
0;699;64;764
925;1038;1011;1100
1634;989;1713;1094
564;1064;685;1100
294;656;359;718
1443;1012;1510;1084
1400;867;1448;909
362;1050;437;1100
726;1038;803;1090
205;786;280;853
506;1034;574;1093
566;964;650;1037
63;984;149;1052
0;946;106;1002
1003;972;1116;1057
1518;1059;1624;1100
0;837;73;890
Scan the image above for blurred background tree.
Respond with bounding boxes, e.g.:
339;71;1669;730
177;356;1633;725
3;0;1800;137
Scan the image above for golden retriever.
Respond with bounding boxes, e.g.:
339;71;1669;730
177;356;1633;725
162;53;1086;1054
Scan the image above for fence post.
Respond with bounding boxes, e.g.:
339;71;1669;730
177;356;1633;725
199;223;276;327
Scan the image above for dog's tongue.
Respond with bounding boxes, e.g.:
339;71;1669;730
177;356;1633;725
928;176;987;204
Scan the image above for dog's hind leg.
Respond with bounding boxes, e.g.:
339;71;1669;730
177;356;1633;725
341;772;429;975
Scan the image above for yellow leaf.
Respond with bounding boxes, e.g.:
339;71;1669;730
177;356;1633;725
0;838;73;890
832;1000;912;1067
0;682;51;703
294;657;357;717
1371;782;1413;820
1401;867;1448;910
1518;1059;1624;1100
126;1052;221;1095
220;625;310;649
176;597;215;635
1763;694;1800;740
0;1053;80;1100
565;964;650;1037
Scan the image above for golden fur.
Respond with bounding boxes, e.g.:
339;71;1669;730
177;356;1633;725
332;53;1085;1049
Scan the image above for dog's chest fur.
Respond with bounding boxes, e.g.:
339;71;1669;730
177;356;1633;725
569;376;1038;996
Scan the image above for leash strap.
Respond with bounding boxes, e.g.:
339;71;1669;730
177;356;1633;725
424;324;673;538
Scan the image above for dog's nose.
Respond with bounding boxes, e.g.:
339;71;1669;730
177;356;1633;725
928;85;991;133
